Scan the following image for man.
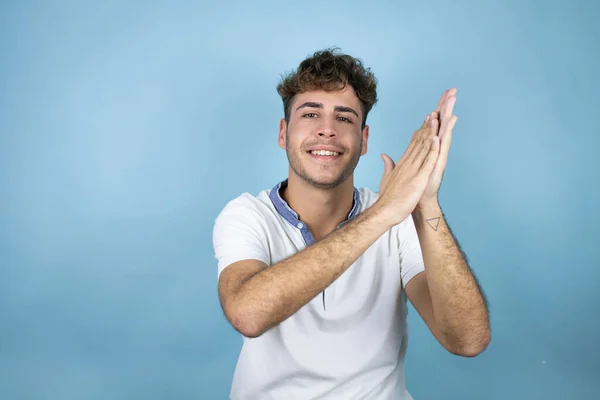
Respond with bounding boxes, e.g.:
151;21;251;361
212;48;490;400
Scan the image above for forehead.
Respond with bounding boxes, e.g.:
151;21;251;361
291;86;362;113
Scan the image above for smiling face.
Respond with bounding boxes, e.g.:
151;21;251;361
278;86;369;189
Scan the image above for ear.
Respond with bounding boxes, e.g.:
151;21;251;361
361;124;370;156
278;118;287;150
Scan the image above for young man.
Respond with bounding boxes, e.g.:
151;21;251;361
212;49;490;400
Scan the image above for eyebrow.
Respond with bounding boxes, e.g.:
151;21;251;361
295;102;360;118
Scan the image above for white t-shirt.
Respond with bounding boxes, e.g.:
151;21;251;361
213;180;425;400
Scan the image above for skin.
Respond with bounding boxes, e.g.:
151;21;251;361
218;86;491;357
278;87;368;239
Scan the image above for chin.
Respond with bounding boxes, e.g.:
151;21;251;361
303;173;349;189
288;153;355;189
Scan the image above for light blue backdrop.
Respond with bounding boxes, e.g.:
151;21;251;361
1;1;598;399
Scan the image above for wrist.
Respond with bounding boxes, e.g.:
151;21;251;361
413;199;442;218
364;200;400;232
369;199;410;231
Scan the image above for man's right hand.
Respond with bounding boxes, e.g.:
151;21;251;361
377;112;441;226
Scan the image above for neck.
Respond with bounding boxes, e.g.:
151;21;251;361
281;171;356;240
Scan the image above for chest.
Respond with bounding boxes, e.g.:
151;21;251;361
263;220;402;320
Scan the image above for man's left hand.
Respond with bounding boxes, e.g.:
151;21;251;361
417;88;458;208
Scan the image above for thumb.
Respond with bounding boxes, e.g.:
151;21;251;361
380;153;395;177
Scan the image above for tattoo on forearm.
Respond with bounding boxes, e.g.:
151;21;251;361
424;210;490;313
426;217;441;231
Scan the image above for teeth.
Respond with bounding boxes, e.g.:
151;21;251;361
310;150;340;156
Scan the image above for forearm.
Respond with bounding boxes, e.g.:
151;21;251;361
234;203;391;337
412;202;490;354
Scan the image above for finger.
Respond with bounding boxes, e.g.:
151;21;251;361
436;88;457;117
419;112;433;130
430;112;441;136
435;90;448;113
413;118;438;166
419;135;440;177
439;96;456;139
441;94;456;123
407;113;433;161
380;153;396;177
440;115;458;157
432;115;457;178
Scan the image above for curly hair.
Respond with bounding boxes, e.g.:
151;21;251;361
276;48;378;128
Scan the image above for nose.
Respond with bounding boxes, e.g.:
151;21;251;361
317;121;336;138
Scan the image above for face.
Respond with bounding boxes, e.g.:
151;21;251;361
278;87;369;189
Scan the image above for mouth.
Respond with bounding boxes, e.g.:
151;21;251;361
307;149;343;163
308;149;342;157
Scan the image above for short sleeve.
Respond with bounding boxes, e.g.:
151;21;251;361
212;197;271;279
398;214;425;287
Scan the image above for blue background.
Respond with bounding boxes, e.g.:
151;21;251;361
2;1;599;399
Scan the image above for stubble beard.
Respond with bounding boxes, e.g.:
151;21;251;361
285;130;362;190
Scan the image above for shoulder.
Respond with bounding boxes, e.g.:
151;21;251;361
212;188;278;253
213;188;284;242
212;190;274;275
216;189;275;221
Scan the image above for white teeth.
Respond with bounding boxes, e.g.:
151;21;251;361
310;150;340;156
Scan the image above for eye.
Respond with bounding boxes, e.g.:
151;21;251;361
303;113;318;118
337;116;353;123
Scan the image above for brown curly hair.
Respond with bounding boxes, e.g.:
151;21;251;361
276;48;378;128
